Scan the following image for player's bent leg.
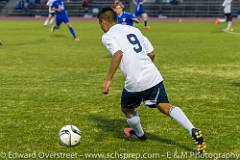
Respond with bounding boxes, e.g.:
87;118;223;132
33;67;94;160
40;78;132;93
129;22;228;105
44;14;52;26
121;108;135;118
51;25;59;32
49;16;55;25
142;13;150;29
121;108;147;140
121;89;146;140
66;23;79;41
157;103;172;116
157;103;206;152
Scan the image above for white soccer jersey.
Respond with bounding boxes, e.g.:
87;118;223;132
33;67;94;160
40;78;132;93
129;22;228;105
222;0;232;14
102;24;163;92
46;0;55;6
47;0;55;13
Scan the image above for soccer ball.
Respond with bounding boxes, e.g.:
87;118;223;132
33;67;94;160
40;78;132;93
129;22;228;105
59;125;81;147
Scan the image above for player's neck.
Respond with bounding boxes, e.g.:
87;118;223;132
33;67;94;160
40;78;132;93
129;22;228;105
119;12;123;17
108;23;117;30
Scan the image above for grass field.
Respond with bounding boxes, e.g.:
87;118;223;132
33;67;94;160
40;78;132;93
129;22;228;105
0;19;240;160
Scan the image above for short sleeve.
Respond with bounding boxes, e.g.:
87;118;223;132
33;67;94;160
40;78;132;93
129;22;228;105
102;34;121;56
143;36;154;54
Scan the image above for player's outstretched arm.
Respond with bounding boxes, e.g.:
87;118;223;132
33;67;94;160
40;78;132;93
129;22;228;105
102;50;123;94
133;18;140;23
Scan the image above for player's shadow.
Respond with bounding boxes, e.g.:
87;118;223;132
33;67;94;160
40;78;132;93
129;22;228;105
8;38;47;46
147;133;194;152
231;81;240;87
88;115;126;139
88;115;193;151
51;34;68;38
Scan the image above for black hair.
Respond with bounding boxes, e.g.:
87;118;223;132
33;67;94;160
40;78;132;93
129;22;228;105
97;7;117;23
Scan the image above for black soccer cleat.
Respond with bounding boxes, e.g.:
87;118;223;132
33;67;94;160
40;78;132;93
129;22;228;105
124;128;147;141
192;128;206;153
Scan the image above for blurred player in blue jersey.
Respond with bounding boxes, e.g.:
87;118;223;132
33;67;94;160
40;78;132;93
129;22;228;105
51;0;79;41
115;3;139;26
132;0;150;29
44;0;56;27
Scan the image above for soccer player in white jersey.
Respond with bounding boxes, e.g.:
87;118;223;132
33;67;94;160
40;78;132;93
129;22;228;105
222;0;233;31
98;8;206;153
44;0;56;27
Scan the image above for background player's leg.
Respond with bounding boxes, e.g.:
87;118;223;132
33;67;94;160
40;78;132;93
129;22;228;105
51;18;61;32
49;15;55;25
142;13;148;27
226;14;233;31
122;108;144;137
44;15;51;26
66;23;77;39
157;103;194;135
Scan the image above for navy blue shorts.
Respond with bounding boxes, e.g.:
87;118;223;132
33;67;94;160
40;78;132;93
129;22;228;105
225;13;232;22
50;12;55;16
56;12;70;27
121;82;169;109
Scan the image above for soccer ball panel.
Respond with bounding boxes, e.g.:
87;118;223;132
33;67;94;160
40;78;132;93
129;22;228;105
59;125;81;147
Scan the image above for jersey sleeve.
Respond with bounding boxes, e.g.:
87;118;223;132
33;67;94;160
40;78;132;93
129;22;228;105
51;2;56;8
102;34;121;56
143;36;154;54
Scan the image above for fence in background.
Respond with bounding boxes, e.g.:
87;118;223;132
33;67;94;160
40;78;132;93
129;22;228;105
0;0;240;17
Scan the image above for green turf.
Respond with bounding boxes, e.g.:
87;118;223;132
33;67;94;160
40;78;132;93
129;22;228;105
0;20;240;160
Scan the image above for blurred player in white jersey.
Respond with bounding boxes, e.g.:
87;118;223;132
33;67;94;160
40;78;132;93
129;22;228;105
222;0;233;31
44;0;56;27
98;8;206;153
216;0;233;31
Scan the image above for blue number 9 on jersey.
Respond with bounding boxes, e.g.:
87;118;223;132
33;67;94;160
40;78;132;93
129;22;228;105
127;34;143;53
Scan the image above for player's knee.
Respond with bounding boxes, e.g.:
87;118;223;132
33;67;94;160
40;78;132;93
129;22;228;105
158;103;172;115
121;108;135;118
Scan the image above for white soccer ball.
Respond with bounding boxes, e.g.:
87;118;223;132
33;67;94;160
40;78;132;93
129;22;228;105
59;125;81;147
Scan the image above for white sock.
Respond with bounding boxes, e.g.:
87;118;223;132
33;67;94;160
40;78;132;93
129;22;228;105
169;106;194;135
44;19;49;26
127;113;144;137
227;21;232;30
49;17;55;25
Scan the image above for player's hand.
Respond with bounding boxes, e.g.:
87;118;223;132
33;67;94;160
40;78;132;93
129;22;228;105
102;80;111;94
